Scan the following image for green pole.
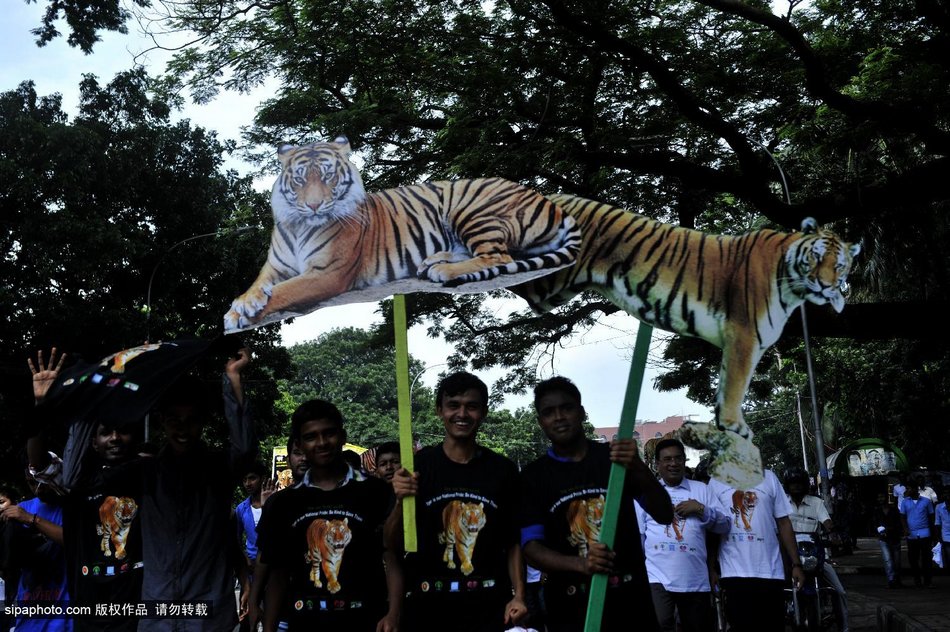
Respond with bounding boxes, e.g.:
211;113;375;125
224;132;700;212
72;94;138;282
394;294;417;552
584;323;654;631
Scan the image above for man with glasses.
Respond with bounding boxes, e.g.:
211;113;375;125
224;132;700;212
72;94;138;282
637;438;729;632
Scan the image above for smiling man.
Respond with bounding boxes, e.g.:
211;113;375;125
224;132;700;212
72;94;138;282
137;349;257;632
519;376;672;632
254;399;400;632
388;372;527;632
636;438;729;632
27;348;145;632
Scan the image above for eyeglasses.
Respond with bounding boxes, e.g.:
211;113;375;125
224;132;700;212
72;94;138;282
659;455;686;464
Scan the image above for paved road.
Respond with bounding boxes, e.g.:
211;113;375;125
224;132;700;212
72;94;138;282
836;538;950;631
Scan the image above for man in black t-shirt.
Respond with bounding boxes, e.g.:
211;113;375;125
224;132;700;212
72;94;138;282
387;372;527;632
519;376;673;632
28;348;144;632
255;399;401;632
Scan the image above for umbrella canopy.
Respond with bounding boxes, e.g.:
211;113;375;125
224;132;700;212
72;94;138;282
39;339;219;428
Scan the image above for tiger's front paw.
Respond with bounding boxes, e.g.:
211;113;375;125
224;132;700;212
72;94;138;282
223;283;273;330
461;562;474;575
423;263;458;284
418;251;467;281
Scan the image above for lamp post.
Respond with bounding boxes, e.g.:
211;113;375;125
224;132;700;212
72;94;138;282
142;225;256;438
409;362;447;404
144;226;255;340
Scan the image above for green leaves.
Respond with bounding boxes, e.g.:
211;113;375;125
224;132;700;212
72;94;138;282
282;328;441;447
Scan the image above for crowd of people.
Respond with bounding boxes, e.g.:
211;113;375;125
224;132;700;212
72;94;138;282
0;348;947;632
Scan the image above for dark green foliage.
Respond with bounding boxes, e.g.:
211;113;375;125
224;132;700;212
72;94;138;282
28;0;950;470
282;328;443;447
0;71;290;483
29;0;150;53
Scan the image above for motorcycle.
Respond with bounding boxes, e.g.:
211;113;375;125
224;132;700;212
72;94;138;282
786;532;839;631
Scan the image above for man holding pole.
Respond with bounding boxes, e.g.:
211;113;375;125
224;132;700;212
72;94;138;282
387;371;527;632
519;376;673;632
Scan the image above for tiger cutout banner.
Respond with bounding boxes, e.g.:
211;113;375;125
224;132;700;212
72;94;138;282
507;195;860;487
224;137;861;489
223;137;582;333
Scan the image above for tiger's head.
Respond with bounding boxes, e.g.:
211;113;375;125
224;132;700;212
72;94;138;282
325;518;352;550
111;497;138;526
586;495;605;527
459;502;487;534
272;136;366;227
787;218;861;313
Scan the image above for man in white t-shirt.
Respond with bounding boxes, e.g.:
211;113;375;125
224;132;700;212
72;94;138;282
917;476;938;504
636;439;730;632
784;468;849;632
708;469;804;632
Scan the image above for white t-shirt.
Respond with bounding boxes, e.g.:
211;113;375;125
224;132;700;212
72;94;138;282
708;469;792;580
787;495;831;534
636;477;730;592
920;486;938;504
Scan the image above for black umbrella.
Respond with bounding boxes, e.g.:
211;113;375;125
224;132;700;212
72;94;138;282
39;338;221;428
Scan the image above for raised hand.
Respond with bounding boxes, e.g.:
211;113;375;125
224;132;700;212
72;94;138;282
261;477;278;505
28;347;66;403
225;347;252;377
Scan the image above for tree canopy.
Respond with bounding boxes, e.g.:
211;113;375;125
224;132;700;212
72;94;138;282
23;0;950;469
282;327;441;447
0;70;292;482
278;327;551;465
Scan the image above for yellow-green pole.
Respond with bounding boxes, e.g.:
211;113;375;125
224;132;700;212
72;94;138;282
584;323;653;631
393;294;417;552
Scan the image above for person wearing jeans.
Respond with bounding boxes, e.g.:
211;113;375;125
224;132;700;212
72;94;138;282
872;492;903;588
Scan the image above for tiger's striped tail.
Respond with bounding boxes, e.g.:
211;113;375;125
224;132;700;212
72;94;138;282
443;215;582;287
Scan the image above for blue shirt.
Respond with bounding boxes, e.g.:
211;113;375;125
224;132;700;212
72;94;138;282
899;496;934;538
935;502;950;543
235;497;261;560
15;498;72;632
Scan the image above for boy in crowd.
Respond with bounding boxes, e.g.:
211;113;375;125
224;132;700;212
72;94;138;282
0;465;70;632
519;376;673;632
388;372;527;632
111;347;255;632
255;399;400;631
638;438;729;632
285;437;309;487
373;442;401;484
236;461;269;574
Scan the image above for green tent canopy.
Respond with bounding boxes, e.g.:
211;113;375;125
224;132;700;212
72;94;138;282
826;438;909;478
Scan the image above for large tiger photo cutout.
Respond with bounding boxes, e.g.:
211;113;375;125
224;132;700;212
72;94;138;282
510;194;860;486
224;137;581;331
